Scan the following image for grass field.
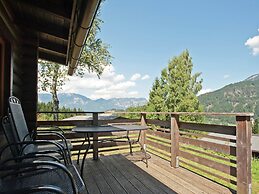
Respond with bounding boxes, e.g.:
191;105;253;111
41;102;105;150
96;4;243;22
252;158;259;194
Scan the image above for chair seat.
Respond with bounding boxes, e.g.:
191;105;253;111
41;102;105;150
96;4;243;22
0;164;85;194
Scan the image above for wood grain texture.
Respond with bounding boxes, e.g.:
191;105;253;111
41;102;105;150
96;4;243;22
236;116;252;194
171;115;180;167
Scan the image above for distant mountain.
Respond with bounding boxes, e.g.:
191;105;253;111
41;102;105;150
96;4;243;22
199;74;259;118
38;93;147;111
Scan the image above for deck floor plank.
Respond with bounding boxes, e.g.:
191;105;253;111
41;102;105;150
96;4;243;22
109;155;160;194
149;155;232;194
142;161;206;194
112;154;174;194
83;160;101;194
81;154;233;194
94;158;128;194
100;156;140;193
86;159;115;194
134;160;196;194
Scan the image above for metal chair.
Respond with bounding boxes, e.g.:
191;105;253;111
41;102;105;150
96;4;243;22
0;160;78;194
8;96;72;163
1;116;68;165
1;116;86;194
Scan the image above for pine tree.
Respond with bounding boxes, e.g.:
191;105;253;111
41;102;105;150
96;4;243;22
147;50;203;121
147;78;166;119
253;118;259;134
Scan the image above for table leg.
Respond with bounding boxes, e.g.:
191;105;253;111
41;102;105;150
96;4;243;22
81;133;91;176
93;133;99;160
126;131;133;154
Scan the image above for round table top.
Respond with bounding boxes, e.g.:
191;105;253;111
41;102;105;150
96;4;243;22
72;125;149;133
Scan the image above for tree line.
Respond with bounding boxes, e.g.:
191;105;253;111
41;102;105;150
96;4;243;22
37;102;84;121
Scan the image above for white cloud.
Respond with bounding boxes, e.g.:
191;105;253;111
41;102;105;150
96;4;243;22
141;74;150;80
197;88;213;96
109;81;135;90
223;74;230;79
245;35;259;56
113;74;125;82
61;65;141;99
130;73;141;81
128;91;139;96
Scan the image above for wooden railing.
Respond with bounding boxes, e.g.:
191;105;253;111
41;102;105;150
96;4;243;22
37;111;253;194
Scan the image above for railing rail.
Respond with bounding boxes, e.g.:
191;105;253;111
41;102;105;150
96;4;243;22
37;111;253;194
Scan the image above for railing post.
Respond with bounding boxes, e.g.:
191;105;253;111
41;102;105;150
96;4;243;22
236;116;252;194
93;112;99;126
93;112;99;160
140;113;147;149
171;114;179;168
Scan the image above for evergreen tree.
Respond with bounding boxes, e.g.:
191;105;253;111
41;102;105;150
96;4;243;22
147;78;166;119
147;50;203;121
253;118;259;134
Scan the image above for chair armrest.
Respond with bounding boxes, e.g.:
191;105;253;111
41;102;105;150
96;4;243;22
36;131;70;151
21;140;70;165
0;140;70;165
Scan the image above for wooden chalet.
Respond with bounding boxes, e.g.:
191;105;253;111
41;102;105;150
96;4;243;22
0;0;100;130
0;1;253;194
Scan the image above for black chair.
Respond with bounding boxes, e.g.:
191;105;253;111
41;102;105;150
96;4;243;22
8;96;73;163
1;116;86;194
0;160;78;194
1;116;69;165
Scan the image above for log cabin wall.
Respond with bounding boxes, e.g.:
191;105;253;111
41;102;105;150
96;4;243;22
12;36;38;131
0;37;11;156
0;0;38;154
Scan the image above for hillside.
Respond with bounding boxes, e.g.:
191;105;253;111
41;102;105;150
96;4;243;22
199;74;259;118
38;93;147;111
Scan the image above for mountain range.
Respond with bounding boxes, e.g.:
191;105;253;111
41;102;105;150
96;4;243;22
199;74;259;118
38;93;147;111
39;74;259;118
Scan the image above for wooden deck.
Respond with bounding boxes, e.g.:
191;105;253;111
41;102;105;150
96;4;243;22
80;154;233;194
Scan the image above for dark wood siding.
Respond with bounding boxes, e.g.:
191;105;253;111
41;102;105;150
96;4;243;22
0;1;38;133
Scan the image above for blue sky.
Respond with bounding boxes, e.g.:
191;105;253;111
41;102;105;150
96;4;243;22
63;0;259;99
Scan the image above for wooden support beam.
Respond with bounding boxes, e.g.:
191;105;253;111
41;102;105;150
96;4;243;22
171;114;179;168
18;0;72;19
38;50;66;65
17;19;69;40
236;116;252;194
39;38;67;55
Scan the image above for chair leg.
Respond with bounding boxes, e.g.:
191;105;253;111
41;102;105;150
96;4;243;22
77;136;87;165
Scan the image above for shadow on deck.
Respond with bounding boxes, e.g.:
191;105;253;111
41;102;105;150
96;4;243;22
78;153;232;194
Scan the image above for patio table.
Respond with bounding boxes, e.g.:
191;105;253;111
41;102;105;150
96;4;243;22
72;125;149;176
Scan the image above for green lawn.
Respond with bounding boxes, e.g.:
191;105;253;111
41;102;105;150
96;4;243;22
252;158;259;194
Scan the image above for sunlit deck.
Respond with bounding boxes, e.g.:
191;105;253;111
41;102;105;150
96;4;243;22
79;153;233;194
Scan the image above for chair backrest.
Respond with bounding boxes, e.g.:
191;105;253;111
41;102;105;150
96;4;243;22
8;96;31;142
1;116;21;157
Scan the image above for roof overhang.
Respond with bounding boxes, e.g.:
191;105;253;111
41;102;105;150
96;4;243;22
3;0;101;74
67;0;101;75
